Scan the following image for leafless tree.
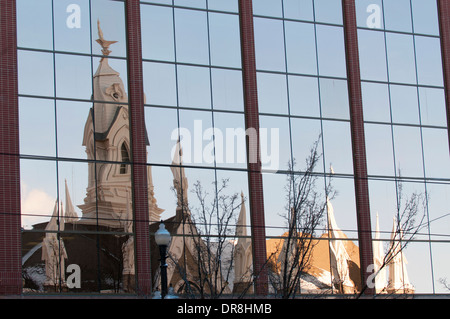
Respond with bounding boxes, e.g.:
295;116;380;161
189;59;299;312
358;174;427;297
267;137;334;298
170;178;243;299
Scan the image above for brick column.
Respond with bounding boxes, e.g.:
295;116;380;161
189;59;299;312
438;0;450;147
125;0;152;297
342;0;375;295
238;0;268;296
0;0;22;296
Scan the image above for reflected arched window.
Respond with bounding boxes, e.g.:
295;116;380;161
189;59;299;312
120;143;130;174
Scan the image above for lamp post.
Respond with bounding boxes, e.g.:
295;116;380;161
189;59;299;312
155;221;171;299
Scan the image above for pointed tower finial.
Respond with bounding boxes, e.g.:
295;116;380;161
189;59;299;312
96;19;118;58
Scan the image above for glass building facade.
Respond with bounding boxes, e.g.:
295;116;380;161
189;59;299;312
1;0;450;297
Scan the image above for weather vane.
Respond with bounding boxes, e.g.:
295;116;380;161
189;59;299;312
96;19;117;59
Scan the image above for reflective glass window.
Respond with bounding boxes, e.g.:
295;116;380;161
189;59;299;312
358;29;387;82
18;50;55;97
361;82;391;123
389;84;420;125
386;33;417;84
322;120;353;175
355;0;384;29
283;0;314;21
383;0;412;33
253;0;283;17
422;128;450;179
211;68;244;112
414;36;444;87
314;0;343;25
288;75;320;118
285;21;317;75
17;0;53;50
143;62;177;107
209;12;241;68
316;25;347;78
411;0;439;36
319;78;349;120
177;65;212;109
364;123;395;176
141;4;175;62
208;0;239;13
175;8;209;65
392;125;424;178
19;97;56;157
254;17;286;72
418;87;447;127
257;72;288;115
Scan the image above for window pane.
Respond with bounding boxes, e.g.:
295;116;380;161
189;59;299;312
209;13;241;68
431;243;450;293
285;21;317;75
328;177;357;237
426;183;450;241
422;128;450;179
253;0;283;17
362;82;391;123
411;0;439;36
254;17;286;72
19;97;56;157
386;33;416;84
390;85;420;125
365;123;395;176
419;87;447;127
208;0;238;13
383;0;412;33
260;116;290;172
55;54;92;100
91;0;127;58
53;0;91;54
314;0;343;25
211;68;244;112
21;159;58;228
56;100;92;160
143;62;177;107
393;125;424;178
17;0;53;50
288;75;320;118
322;120;353;175
178;110;214;167
358;29;387;82
319;78;349;120
145;107;179;165
355;0;384;29
290;118;323;173
18;50;55;97
177;65;212;109
174;0;206;9
415;36;444;87
213;112;247;169
263;172;288;236
283;0;314;21
257;72;288;115
368;179;398;237
141;4;175;62
316;25;347;78
175;9;209;65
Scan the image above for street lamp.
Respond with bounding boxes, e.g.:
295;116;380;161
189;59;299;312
155;221;171;299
